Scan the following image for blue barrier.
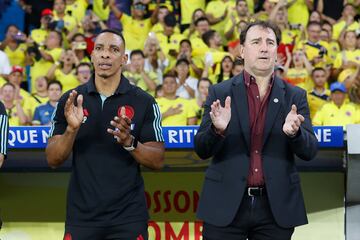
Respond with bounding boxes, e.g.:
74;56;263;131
7;126;344;149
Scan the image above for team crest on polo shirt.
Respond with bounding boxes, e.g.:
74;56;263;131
118;105;135;130
118;105;135;120
82;108;89;123
346;111;352;116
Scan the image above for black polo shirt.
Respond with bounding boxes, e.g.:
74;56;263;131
50;75;164;227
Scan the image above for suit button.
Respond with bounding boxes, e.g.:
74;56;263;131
242;177;247;182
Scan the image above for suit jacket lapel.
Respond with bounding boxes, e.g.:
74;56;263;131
262;77;285;148
232;73;250;151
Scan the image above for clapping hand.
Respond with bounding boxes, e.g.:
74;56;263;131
282;104;304;137
64;90;84;133
107;107;133;146
210;96;231;134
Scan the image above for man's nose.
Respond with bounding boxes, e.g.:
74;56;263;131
259;42;268;52
101;50;110;58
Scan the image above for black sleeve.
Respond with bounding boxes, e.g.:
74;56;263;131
139;97;164;143
288;89;318;160
0;102;9;155
49;93;69;137
194;85;227;159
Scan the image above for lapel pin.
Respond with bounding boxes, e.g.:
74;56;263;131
273;98;279;103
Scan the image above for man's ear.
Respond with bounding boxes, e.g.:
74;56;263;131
121;54;128;67
239;44;244;59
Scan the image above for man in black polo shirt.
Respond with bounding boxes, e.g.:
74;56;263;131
46;29;165;240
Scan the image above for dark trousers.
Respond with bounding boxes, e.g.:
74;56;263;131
203;193;294;240
64;221;148;240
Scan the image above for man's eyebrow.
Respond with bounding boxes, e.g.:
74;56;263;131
109;44;120;48
250;37;262;42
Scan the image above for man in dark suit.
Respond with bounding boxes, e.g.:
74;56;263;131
194;21;318;240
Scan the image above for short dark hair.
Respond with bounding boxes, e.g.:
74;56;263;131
130;49;145;58
307;21;321;29
75;62;92;75
194;17;209;27
236;0;247;5
164;13;177;27
311;67;326;76
97;29;126;47
176;58;190;66
163;73;176;83
71;32;86;42
233;58;244;66
48;80;63;90
202;30;216;46
197;77;212;88
180;39;191;47
240;21;281;45
2;82;15;89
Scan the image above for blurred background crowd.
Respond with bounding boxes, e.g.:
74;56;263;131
0;0;360;128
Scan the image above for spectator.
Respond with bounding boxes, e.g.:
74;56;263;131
180;0;206;31
30;8;53;45
332;3;359;40
18;0;54;34
75;62;92;85
321;21;340;62
174;39;203;79
295;21;330;68
109;0;157;51
65;0;88;23
23;76;50;121
28;30;63;93
70;33;91;63
52;0;77;33
313;82;360;128
216;55;234;83
287;0;313;28
32;80;62;125
174;58;198;99
144;34;169;83
0;25;27;67
231;58;244;76
332;31;360;80
224;0;250;42
7;66;31;105
194;77;212;125
307;67;331;119
252;0;276;21
283;47;314;90
202;30;229;82
150;4;170;34
155;84;164;98
155;13;185;60
0;50;12;78
1;83;28;126
190;17;211;58
47;49;79;92
123;50;158;95
183;8;207;38
157;74;197;126
205;0;232;42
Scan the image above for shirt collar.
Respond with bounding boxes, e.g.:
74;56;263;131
243;70;275;87
86;74;132;95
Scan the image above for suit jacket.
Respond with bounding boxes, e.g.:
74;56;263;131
194;73;318;228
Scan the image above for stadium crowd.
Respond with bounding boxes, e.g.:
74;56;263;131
0;0;360;128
